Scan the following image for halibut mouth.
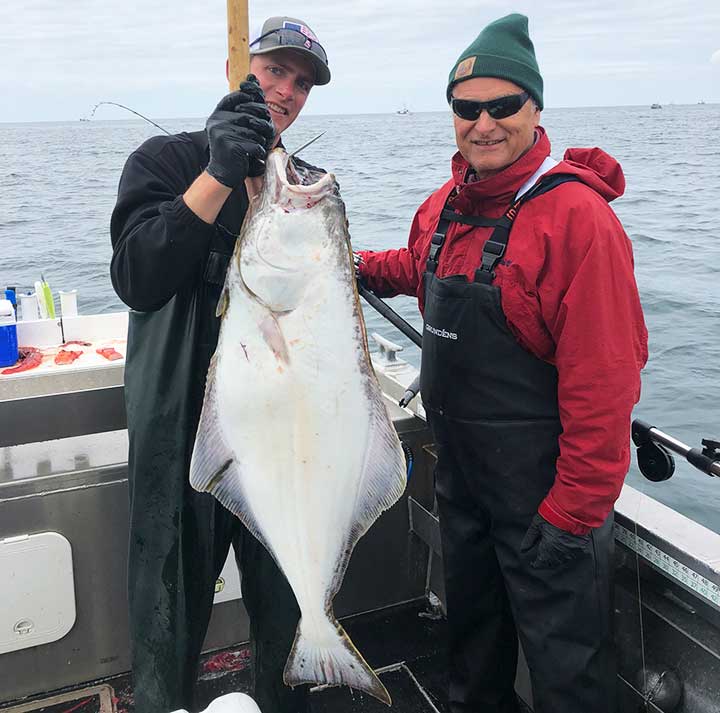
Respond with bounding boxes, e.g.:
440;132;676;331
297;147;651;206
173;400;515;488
264;149;336;209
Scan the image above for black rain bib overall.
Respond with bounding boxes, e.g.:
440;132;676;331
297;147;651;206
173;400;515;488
124;132;308;713
420;176;616;713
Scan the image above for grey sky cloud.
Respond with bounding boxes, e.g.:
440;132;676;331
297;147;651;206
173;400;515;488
3;0;719;122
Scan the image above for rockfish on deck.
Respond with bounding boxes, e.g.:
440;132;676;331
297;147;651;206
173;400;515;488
190;149;407;704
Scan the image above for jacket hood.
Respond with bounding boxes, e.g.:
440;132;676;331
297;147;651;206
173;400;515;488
449;128;625;212
555;147;625;202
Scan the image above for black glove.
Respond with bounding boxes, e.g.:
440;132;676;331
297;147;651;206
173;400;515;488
520;513;591;569
352;250;364;278
205;75;275;187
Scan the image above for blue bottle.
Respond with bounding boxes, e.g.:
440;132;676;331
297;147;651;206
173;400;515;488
4;287;17;314
0;298;19;368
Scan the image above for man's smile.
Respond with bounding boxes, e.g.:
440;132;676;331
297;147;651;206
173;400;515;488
267;101;289;116
472;138;504;146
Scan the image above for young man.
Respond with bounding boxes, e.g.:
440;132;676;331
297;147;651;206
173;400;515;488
110;17;330;713
357;14;648;713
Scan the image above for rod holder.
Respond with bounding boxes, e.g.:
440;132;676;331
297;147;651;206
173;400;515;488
632;419;720;481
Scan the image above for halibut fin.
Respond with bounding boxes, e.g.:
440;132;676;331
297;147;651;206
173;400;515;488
189;355;276;560
329;385;407;602
259;314;290;365
284;615;391;705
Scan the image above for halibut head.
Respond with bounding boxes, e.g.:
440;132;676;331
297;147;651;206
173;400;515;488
189;149;407;705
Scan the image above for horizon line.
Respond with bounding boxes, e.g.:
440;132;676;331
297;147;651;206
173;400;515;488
2;101;718;125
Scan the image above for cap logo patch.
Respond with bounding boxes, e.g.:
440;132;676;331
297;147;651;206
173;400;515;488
454;57;476;81
283;21;318;43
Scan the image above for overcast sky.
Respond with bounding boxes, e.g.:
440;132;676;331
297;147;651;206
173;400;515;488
3;0;720;123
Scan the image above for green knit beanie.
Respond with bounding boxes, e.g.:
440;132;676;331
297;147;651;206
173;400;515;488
446;13;543;110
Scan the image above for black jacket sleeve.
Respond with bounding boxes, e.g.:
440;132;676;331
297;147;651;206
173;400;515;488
110;135;216;312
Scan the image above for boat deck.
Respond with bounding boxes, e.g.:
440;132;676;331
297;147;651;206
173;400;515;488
0;599;532;713
0;600;456;713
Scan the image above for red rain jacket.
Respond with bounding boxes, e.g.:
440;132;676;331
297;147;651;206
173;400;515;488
358;128;648;534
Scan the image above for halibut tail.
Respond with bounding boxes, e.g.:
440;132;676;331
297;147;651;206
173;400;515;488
284;615;391;705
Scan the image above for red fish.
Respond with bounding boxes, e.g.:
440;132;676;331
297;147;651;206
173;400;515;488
55;349;83;365
96;347;123;361
1;347;43;375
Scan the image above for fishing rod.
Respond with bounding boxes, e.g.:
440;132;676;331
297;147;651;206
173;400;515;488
86;2;248;132
355;280;424;407
87;102;171;135
631;419;720;481
357;282;422;349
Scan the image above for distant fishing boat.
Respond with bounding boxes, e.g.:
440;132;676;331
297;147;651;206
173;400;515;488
651;103;662;109
397;104;410;115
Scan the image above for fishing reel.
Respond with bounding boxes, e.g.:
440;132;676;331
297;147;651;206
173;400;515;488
632;419;720;482
701;438;720;462
632;421;675;482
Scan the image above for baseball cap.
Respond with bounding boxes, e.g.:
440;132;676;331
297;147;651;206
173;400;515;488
249;16;331;86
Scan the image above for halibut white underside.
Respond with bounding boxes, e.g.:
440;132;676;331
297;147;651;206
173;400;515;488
190;151;406;705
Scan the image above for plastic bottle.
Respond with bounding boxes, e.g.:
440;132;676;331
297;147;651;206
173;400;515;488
4;287;17;316
0;299;19;368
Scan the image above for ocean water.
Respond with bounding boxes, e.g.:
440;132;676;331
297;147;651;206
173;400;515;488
0;105;718;533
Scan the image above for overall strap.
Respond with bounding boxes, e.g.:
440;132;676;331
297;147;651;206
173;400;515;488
475;156;561;284
426;158;575;277
514;156;559;200
426;208;497;272
426;211;453;274
474;171;580;284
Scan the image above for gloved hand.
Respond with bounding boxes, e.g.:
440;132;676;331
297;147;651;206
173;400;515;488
520;513;591;569
352;250;364;277
205;75;275;187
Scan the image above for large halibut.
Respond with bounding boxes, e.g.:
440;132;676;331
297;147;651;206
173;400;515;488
190;149;407;704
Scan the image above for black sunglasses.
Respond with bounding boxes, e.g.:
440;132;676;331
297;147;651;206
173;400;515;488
450;91;530;121
250;28;328;65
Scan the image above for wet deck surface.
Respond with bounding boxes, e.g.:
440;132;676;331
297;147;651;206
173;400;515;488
306;600;448;712
2;600;452;713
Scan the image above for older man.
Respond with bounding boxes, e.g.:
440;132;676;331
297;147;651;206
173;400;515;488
357;13;647;713
110;16;329;713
